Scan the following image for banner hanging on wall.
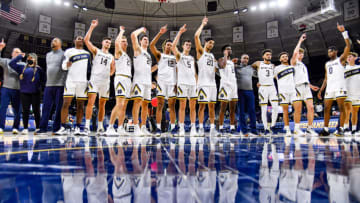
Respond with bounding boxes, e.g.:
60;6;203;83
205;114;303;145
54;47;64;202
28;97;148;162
344;0;359;21
39;15;51;34
108;27;118;41
201;29;211;45
233;26;244;43
267;20;278;39
74;22;86;38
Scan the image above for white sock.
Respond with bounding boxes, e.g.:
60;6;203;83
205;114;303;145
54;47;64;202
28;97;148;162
199;123;204;129
354;126;358;131
344;124;349;129
210;124;215;129
191;123;196;128
230;125;235;130
261;105;268;129
171;123;175;129
108;124;113;129
324;127;329;131
98;121;103;129
270;101;279;127
156;123;161;129
295;123;300;129
284;126;290;131
85;120;90;129
179;123;185;129
219;125;224;130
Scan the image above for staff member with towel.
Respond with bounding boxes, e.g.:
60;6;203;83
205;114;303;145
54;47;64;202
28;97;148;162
9;52;45;135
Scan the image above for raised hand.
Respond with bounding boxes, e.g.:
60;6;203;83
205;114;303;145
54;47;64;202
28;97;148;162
232;58;239;64
20;53;25;57
202;16;208;26
142;27;147;33
179;24;187;33
0;38;6;50
357;39;360;45
337;23;345;32
119;26;125;32
159;25;168;34
90;19;99;28
299;33;306;42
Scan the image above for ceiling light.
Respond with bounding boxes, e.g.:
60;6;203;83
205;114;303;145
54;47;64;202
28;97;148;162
82;7;88;11
54;0;61;5
233;9;239;14
269;1;276;8
278;0;289;7
242;8;248;13
73;3;79;8
64;1;70;6
250;6;257;11
259;2;267;10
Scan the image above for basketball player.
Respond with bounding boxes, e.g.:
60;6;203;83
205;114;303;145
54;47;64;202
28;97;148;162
218;45;238;136
344;52;360;136
278;143;298;202
318;24;351;136
55;36;90;135
105;26;132;136
131;27;152;136
274;52;303;136
84;19;115;136
252;49;279;135
150;25;177;136
290;33;319;136
172;24;198;137
195;17;219;137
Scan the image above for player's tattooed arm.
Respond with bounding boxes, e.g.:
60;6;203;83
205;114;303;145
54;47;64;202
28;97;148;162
115;26;125;59
131;27;147;57
84;19;99;56
150;25;167;62
338;23;351;65
195;17;208;60
172;24;187;62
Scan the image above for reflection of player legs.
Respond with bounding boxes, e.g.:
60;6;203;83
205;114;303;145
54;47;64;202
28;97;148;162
269;100;279;134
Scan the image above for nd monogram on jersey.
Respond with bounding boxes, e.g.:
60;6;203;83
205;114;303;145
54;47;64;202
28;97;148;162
90;49;113;82
177;53;196;85
133;49;152;85
197;51;216;87
219;59;236;85
115;52;132;77
158;53;177;85
258;62;275;86
345;64;360;95
275;64;295;93
325;57;346;91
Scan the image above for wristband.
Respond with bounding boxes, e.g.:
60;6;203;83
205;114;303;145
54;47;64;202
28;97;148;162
342;31;349;39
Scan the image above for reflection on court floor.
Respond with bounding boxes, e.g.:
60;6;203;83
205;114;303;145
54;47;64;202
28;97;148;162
0;134;359;203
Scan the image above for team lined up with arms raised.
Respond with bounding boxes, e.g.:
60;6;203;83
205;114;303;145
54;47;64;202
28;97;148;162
0;17;359;137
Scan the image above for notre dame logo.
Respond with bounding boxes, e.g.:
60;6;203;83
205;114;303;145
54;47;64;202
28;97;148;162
134;90;138;95
118;89;122;94
200;95;204;100
177;92;180;96
220;94;224;98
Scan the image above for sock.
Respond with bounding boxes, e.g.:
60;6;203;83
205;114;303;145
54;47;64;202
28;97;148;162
85;120;90;129
324;127;329;132
261;105;268;129
191;123;196;128
284;126;289;131
210;124;215;129
156;123;161;129
179;123;185;130
171;123;175;129
295;123;300;129
270;102;279;127
355;126;358;131
230;125;235;130
199;123;204;129
98;121;103;129
344;124;349;129
108;124;113;129
219;125;224;130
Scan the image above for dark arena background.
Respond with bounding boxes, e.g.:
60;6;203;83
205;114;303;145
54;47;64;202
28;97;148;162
0;0;360;202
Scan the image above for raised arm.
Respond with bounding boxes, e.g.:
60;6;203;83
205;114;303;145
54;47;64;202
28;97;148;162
114;26;125;59
9;53;25;74
172;24;187;61
218;51;229;69
150;25;167;62
84;19;99;56
0;38;7;67
131;27;146;57
338;23;351;64
291;33;306;66
195;17;208;60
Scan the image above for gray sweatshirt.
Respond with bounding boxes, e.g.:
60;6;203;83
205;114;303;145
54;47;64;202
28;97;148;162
0;56;21;90
45;49;67;86
235;63;255;91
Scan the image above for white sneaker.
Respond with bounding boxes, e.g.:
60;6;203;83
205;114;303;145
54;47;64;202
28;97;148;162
117;127;130;136
12;129;19;135
294;128;305;137
55;127;70;135
105;126;117;136
97;128;105;136
82;128;90;136
21;129;28;135
306;128;318;136
209;128;220;138
0;128;3;134
285;129;292;137
344;129;352;137
198;128;205;137
179;128;185;137
74;127;81;135
190;127;197;137
141;126;152;136
133;125;142;136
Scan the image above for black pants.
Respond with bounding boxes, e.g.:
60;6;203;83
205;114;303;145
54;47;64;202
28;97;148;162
20;92;41;129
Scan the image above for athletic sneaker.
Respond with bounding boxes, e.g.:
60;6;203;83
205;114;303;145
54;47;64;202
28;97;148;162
198;128;205;137
179;128;185;137
354;130;360;137
285;129;292;137
12;129;19;135
190;127;197;137
0;128;3;134
21;129;28;135
133;126;142;136
82;128;90;136
105;126;117;136
306;128;318;136
55;127;70;136
73;127;82;136
155;128;162;137
230;129;241;137
336;128;344;137
270;126;277;135
209;128;220;137
97;128;105;136
319;128;330;136
294;128;305;137
141;126;152;136
117;127;130;136
344;128;352;137
171;128;178;137
264;129;271;136
34;129;46;135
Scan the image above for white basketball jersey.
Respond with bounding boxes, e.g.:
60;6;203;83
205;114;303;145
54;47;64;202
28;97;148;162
219;59;236;85
345;64;360;95
132;171;151;203
157;175;176;203
133;49;152;86
195;170;217;203
325;58;346;91
274;64;296;93
177;53;196;86
294;60;310;85
158;53;177;85
115;52;132;77
112;175;132;203
63;48;90;82
258;62;275;86
90;49;113;82
197;51;216;87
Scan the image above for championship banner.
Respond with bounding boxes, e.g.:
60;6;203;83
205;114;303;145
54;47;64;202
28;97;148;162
39;14;51;34
344;0;359;21
108;27;118;41
267;20;278;39
201;29;211;45
74;22;86;38
297;23;316;32
233;26;243;43
170;31;178;41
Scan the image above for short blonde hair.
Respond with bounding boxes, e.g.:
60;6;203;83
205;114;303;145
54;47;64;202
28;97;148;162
299;48;305;53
